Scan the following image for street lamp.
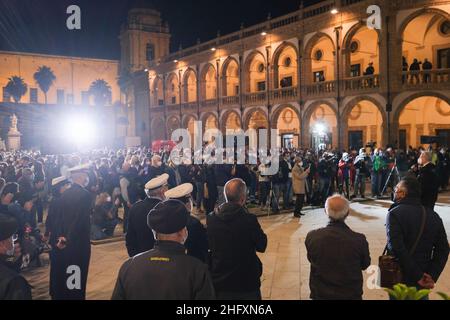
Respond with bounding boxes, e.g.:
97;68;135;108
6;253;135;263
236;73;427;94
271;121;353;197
330;8;339;15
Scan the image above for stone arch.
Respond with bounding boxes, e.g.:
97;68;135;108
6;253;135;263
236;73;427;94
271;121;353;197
303;100;338;149
270;104;301;129
342;96;387;149
393;91;450;126
398;8;450;37
221;56;240;97
342;22;381;77
272;42;299;89
201;112;219;130
182;67;198;103
165;72;180;105
395;92;450;148
243;50;267;93
220;109;242;133
152;76;164;106
200;63;217;101
166;115;181;139
399;8;450;70
303;32;336;84
244;107;269;130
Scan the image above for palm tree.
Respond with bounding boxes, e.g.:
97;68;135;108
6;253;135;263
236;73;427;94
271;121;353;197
33;66;56;104
5;76;28;103
89;79;112;107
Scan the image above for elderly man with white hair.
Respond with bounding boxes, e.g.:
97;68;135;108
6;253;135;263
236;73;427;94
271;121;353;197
305;194;371;300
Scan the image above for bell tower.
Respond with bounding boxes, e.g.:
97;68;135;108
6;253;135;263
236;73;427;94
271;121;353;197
120;4;170;73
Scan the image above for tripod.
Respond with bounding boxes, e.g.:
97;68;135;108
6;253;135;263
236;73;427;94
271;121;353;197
267;180;274;217
381;159;400;195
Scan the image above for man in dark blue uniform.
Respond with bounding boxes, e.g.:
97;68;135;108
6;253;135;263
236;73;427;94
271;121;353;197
111;200;215;300
126;174;169;257
50;164;94;300
165;183;208;263
0;214;32;300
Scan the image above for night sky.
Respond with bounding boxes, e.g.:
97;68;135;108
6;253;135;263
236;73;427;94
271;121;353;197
0;0;324;60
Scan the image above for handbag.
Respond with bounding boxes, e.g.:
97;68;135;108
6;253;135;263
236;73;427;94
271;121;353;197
379;206;427;289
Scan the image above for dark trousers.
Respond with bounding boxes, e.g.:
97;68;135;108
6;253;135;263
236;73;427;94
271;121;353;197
123;205;130;234
259;181;270;206
216;290;262;300
294;194;305;215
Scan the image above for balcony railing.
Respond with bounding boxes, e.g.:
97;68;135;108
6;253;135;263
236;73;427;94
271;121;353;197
201;99;217;108
402;69;450;89
343;75;380;93
221;96;239;105
270;87;298;102
244;92;267;105
303;80;336;97
182;101;198;111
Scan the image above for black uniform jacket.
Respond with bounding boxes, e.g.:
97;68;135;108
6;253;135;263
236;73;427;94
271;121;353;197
206;203;267;293
126;197;161;257
417;163;439;209
111;241;215;300
0;255;32;300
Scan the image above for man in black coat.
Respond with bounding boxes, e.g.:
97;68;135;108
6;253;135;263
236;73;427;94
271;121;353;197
0;214;32;300
207;178;267;300
50;165;94;300
165;183;209;263
414;151;439;210
305;194;371;300
387;177;449;290
112;200;215;300
271;156;290;213
126;174;169;257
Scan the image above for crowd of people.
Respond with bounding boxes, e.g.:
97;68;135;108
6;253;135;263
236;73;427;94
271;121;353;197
0;141;449;300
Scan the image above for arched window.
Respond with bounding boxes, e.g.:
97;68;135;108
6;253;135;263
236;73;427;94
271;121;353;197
146;43;155;61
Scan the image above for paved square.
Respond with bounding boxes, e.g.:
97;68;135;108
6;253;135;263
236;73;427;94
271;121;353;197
24;195;450;300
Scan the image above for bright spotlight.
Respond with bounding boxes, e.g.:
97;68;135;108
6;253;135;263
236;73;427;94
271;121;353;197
314;123;327;135
62;114;98;149
330;8;339;14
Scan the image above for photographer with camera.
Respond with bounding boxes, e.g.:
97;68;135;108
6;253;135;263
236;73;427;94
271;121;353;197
338;153;353;199
353;149;370;199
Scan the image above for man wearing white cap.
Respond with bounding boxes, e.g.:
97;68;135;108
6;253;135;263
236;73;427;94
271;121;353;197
165;183;208;263
126;173;169;257
49;164;94;300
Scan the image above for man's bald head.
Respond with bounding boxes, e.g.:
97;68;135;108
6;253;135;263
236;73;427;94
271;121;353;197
325;194;350;221
225;179;247;205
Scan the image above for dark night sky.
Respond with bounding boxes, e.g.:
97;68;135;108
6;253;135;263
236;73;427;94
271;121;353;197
0;0;324;60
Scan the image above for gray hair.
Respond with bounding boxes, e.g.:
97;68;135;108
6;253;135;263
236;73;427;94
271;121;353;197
325;194;350;221
224;178;247;204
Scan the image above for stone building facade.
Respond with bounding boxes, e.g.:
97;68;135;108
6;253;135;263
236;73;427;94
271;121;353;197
138;0;450;151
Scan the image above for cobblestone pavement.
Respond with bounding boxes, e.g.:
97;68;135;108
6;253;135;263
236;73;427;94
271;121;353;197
24;194;450;300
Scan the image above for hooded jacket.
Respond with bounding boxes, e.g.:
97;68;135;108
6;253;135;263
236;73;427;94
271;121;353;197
206;203;267;293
